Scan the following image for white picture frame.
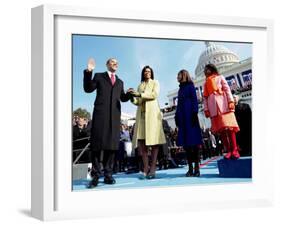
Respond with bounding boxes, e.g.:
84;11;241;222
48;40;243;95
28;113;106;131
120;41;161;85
31;4;274;221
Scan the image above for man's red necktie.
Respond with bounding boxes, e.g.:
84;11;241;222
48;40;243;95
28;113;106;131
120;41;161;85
111;73;115;86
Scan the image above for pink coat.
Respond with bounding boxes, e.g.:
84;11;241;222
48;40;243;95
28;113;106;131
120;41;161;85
203;75;234;118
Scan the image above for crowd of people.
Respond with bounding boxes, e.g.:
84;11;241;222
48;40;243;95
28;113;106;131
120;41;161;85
72;117;226;176
73;57;251;188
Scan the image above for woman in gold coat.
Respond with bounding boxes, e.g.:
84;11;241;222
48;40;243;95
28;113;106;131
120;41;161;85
129;66;166;179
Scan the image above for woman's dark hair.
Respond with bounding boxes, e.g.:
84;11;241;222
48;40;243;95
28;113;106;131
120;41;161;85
141;65;154;82
204;63;219;75
178;69;193;83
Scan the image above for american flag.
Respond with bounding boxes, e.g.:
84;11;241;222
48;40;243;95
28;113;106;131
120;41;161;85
243;72;252;86
228;79;238;90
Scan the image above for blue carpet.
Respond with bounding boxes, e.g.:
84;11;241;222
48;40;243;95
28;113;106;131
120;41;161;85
72;156;252;191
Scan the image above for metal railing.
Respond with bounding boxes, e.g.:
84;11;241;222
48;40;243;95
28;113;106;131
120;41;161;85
73;136;90;165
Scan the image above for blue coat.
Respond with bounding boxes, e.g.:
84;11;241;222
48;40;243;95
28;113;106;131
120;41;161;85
175;82;202;147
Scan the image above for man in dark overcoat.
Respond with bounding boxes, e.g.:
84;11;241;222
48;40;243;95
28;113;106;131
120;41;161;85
83;58;131;188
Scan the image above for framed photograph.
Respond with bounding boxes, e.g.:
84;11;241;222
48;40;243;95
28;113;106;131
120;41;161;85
31;4;274;221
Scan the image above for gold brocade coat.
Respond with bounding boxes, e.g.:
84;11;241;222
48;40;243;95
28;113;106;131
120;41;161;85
131;79;166;148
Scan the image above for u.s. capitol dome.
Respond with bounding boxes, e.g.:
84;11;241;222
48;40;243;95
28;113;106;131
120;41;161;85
195;42;240;78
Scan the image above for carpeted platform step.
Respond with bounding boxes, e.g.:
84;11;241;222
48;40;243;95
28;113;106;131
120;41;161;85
217;157;252;178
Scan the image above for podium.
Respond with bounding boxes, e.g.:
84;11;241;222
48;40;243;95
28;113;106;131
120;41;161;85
217;157;252;178
72;163;89;180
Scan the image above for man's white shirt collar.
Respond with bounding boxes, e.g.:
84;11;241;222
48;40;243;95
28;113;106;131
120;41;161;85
107;71;116;78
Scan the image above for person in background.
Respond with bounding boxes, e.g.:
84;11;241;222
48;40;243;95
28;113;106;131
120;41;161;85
73;117;88;140
126;123;144;174
158;119;172;170
175;69;203;177
203;64;240;160
201;127;211;160
233;94;252;156
171;128;178;147
115;124;131;173
209;130;217;157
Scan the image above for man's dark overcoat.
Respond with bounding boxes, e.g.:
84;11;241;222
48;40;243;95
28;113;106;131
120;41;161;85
83;70;130;151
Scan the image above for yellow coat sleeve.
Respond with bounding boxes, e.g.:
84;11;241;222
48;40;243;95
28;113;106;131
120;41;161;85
131;97;143;106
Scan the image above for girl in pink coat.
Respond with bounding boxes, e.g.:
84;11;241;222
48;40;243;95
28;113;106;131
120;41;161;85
203;64;240;159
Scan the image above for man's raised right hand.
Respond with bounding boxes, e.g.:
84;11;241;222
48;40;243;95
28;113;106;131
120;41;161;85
87;58;96;72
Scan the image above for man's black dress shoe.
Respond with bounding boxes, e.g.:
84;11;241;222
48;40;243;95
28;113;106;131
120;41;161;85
193;170;200;177
185;170;193;177
87;175;99;188
104;176;116;184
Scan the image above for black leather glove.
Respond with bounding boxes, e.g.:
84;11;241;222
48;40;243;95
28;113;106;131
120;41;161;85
126;92;134;99
131;91;141;97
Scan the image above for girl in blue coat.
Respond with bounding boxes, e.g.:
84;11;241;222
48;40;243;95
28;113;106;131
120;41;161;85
175;70;203;177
